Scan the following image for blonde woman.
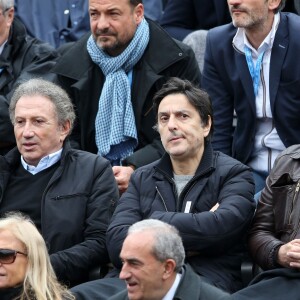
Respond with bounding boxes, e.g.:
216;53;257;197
0;212;74;300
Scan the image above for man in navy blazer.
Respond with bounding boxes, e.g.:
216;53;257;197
202;0;300;193
160;0;231;40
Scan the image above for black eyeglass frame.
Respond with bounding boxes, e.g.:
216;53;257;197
0;248;28;264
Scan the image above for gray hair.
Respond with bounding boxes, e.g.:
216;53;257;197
9;78;76;134
128;219;185;272
0;0;14;11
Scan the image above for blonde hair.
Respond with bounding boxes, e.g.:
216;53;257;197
0;212;75;300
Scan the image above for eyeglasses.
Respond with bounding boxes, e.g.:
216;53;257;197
0;249;27;264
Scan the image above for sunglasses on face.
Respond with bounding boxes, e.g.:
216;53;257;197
0;249;27;264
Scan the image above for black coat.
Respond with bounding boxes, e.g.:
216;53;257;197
0;18;58;154
51;20;201;168
107;143;256;293
231;268;300;300
0;142;119;286
160;0;231;40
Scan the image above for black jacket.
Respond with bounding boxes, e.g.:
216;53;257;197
51;20;201;168
107;143;256;292
109;264;230;300
160;0;231;40
0;18;58;154
0;142;119;286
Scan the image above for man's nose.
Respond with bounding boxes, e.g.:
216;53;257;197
96;15;110;31
22;122;34;138
119;264;130;280
167;115;178;131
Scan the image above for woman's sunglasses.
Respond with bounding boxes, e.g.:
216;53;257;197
0;249;27;264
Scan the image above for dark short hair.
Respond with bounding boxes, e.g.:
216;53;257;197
153;77;213;141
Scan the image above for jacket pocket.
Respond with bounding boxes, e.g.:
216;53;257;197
272;175;298;234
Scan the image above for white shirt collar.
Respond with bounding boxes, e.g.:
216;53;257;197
21;148;63;175
162;273;182;300
233;13;280;54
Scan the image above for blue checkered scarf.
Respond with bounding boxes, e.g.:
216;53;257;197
87;18;150;164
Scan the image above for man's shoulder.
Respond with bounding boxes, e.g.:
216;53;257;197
214;150;250;171
52;33;92;78
273;144;300;165
131;159;160;177
177;265;230;300
108;289;128;300
208;22;236;40
147;19;196;56
64;148;110;169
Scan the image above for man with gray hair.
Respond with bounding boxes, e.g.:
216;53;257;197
0;0;57;155
0;78;119;286
109;219;230;300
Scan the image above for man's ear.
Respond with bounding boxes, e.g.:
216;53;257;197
134;3;144;25
59;120;71;143
162;259;177;280
6;7;14;27
268;0;282;11
203;115;212;138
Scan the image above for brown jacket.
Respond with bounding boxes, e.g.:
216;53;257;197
248;144;300;269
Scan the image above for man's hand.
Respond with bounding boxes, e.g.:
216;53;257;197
277;239;300;269
112;166;135;195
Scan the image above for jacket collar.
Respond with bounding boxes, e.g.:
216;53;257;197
1;139;72;172
155;141;215;179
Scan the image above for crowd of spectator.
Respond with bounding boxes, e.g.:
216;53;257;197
0;0;300;299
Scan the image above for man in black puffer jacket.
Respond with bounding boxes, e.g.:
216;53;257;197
107;78;256;293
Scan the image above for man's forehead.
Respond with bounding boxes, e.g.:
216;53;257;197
15;96;56;116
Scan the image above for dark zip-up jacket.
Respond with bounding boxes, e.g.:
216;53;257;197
51;19;201;168
248;144;300;270
0;142;119;286
107;143;256;293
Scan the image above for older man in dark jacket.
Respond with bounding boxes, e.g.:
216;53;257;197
0;79;119;287
107;78;256;293
0;2;58;155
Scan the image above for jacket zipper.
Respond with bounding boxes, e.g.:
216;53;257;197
289;180;300;225
155;187;168;212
